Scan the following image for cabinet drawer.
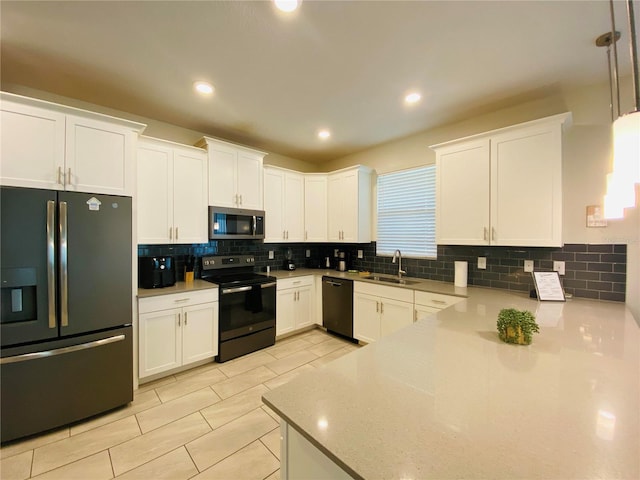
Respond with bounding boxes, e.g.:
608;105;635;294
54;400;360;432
139;289;218;313
354;281;414;303
414;291;462;310
277;275;314;291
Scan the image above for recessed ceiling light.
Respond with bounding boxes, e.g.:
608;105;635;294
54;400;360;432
194;81;214;95
405;92;421;104
318;129;331;140
274;0;301;13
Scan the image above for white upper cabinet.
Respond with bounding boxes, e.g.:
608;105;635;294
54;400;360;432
304;174;328;242
432;113;571;247
327;166;372;243
1;92;145;195
197;137;266;210
137;137;208;244
263;166;304;243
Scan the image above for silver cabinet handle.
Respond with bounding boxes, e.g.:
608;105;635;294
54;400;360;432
59;201;69;327
305;231;308;240
431;299;447;305
239;194;243;206
0;335;125;365
283;230;286;240
66;168;72;186
176;227;179;240
46;200;57;329
376;301;379;313
286;230;289;240
178;313;181;326
57;167;64;185
169;227;173;240
492;227;496;241
381;302;384;314
184;312;188;325
234;194;238;206
174;298;190;303
483;227;488;241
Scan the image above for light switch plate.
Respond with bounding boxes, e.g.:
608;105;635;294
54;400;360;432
524;260;534;273
268;251;274;259
478;257;487;270
357;250;364;259
553;260;565;276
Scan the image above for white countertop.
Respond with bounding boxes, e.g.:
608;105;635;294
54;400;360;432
262;287;640;479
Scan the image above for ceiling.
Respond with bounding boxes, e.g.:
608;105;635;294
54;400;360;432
1;1;637;163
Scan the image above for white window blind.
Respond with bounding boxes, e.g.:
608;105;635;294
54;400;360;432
376;165;437;258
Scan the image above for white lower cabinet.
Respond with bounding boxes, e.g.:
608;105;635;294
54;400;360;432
414;291;463;322
281;420;352;480
277;276;315;336
353;282;413;343
138;289;218;379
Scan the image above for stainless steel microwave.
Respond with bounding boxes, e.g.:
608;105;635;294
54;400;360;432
208;206;265;240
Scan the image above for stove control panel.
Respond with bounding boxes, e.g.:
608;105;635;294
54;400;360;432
202;255;256;271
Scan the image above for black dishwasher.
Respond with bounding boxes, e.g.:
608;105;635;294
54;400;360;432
322;276;354;339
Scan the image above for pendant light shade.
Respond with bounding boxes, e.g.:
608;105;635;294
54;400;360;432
601;0;640;219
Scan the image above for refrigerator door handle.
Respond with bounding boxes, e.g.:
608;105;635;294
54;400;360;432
47;200;57;329
59;201;69;327
0;334;126;365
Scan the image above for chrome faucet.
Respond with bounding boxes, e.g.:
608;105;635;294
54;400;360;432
392;249;406;278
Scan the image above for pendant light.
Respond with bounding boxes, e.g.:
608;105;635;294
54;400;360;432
600;0;640;219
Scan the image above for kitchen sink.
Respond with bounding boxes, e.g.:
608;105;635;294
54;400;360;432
363;275;418;286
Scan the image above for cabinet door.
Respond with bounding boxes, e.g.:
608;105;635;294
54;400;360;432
173;149;208;244
327;174;344;242
353;293;380;343
304;175;327;242
0;99;65;190
414;305;441;322
65;115;133;196
490;124;562;246
436;139;490;245
276;289;296;336
139;309;181;378
295;285;314;329
284;172;305;242
137;142;173;244
182;302;218;365
208;143;237;207
338;170;359;242
380;299;413;337
263;168;285;242
236;151;263;210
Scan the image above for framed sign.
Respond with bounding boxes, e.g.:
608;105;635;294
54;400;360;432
532;271;566;301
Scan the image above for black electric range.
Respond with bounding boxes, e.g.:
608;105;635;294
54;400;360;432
201;255;276;362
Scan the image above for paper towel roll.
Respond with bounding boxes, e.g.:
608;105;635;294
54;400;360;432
454;261;468;287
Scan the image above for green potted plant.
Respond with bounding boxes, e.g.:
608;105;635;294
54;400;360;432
496;308;539;345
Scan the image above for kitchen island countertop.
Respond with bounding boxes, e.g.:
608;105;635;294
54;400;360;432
262;287;640;479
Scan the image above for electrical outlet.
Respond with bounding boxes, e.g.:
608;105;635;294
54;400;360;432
357;250;364;259
478;257;487;270
306;249;310;258
553;260;565;276
268;251;274;260
524;260;534;273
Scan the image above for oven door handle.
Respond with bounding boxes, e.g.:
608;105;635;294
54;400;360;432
221;286;253;294
261;282;276;289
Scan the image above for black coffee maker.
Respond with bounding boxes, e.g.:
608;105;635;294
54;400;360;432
282;248;296;271
139;256;176;288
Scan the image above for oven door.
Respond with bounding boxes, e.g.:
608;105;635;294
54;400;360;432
219;282;276;341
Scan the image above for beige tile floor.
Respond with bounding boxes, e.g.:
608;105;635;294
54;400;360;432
0;328;359;480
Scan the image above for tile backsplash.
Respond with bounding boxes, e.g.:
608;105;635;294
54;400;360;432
138;241;627;302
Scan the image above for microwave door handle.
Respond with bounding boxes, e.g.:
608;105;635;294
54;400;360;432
253;216;257;236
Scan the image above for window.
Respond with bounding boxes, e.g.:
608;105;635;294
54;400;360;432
376;165;436;258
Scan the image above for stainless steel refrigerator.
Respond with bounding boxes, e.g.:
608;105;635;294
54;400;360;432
1;186;133;442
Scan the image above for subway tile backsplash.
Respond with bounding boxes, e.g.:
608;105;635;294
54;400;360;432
138;241;627;302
